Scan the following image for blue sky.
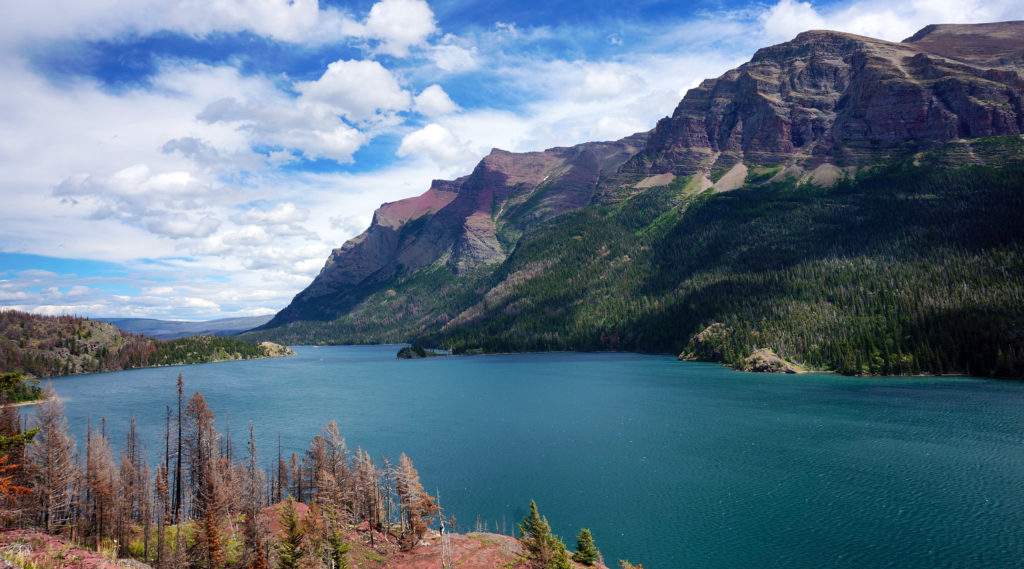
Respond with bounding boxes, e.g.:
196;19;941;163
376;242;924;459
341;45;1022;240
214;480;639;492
1;0;1021;321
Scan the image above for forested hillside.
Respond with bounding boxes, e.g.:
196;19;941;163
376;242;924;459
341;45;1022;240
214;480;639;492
0;311;293;378
432;143;1024;379
248;23;1024;379
249;139;1024;379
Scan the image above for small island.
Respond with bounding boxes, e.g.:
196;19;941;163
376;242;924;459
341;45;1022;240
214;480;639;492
396;344;447;359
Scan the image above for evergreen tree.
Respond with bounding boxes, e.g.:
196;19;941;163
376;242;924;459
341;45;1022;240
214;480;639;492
326;522;350;569
518;500;570;569
276;497;305;569
551;537;572;569
573;528;599;566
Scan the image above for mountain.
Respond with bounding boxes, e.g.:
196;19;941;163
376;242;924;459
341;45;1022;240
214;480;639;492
249;22;1024;379
262;135;646;328
98;315;273;339
0;310;293;378
627;22;1023;181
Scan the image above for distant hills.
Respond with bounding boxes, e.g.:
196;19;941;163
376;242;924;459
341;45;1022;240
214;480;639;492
246;22;1024;379
1;310;291;378
97;315;272;339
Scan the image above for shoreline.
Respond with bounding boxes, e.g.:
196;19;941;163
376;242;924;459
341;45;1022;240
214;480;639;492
6;396;58;408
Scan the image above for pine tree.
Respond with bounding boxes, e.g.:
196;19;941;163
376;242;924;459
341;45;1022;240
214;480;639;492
173;374;184;524
242;423;267;569
26;384;77;532
551;537;571;569
326;519;350;569
395;453;438;550
84;427;118;549
518;500;568;569
573;528;598;566
276;497;306;569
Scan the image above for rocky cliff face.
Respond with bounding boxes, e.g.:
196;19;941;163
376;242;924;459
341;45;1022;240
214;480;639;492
265;134;646;325
264;22;1024;330
625;21;1024;178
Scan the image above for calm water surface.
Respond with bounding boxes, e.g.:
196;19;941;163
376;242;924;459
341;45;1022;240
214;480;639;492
46;346;1024;568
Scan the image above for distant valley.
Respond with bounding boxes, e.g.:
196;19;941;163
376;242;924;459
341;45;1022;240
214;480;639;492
97;314;273;339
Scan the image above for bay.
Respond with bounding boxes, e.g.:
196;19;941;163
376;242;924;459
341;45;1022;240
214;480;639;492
45;345;1024;568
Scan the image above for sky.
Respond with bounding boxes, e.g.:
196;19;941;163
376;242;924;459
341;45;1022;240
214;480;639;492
0;0;1021;321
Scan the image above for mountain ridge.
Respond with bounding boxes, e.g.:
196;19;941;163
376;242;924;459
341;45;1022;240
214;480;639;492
250;22;1024;379
98;315;272;339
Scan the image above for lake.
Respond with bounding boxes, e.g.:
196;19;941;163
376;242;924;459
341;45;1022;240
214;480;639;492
44;346;1024;568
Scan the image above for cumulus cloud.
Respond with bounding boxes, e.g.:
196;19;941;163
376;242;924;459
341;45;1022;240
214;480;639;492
54;165;213;228
760;0;828;42
362;0;438;56
234;202;309;226
415;85;459;117
295;59;413;124
429;39;481;72
1;0;355;48
397;123;476;167
759;0;1024;44
197;96;369;163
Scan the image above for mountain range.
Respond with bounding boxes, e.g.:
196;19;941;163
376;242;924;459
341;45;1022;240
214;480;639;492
98;315;273;340
246;22;1024;379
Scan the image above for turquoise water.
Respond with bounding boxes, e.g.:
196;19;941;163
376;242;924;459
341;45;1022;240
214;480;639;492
46;346;1024;568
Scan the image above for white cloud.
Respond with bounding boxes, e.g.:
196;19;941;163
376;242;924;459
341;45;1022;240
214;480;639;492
758;0;1024;44
363;0;438;56
147;216;221;239
397;123;475;167
0;0;368;49
183;296;220;309
196;94;370;163
429;40;481;72
415;85;459;117
573;63;646;101
295;59;413;124
235;202;310;226
329;214;373;235
760;0;828;42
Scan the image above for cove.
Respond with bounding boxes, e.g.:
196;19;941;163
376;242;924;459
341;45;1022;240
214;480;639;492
47;345;1024;568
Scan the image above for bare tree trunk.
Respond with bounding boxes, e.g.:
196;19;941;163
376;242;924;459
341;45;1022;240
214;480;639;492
173;374;183;524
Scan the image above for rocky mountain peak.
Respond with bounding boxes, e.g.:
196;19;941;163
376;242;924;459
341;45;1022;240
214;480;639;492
902;21;1024;68
627;21;1024;180
264;133;645;327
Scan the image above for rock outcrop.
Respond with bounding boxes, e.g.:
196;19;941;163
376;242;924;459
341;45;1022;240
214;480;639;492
259;341;295;357
678;322;734;362
741;348;804;374
624;22;1024;179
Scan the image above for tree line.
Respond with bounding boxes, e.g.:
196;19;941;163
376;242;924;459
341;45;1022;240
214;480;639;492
427;150;1024;379
1;311;287;379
